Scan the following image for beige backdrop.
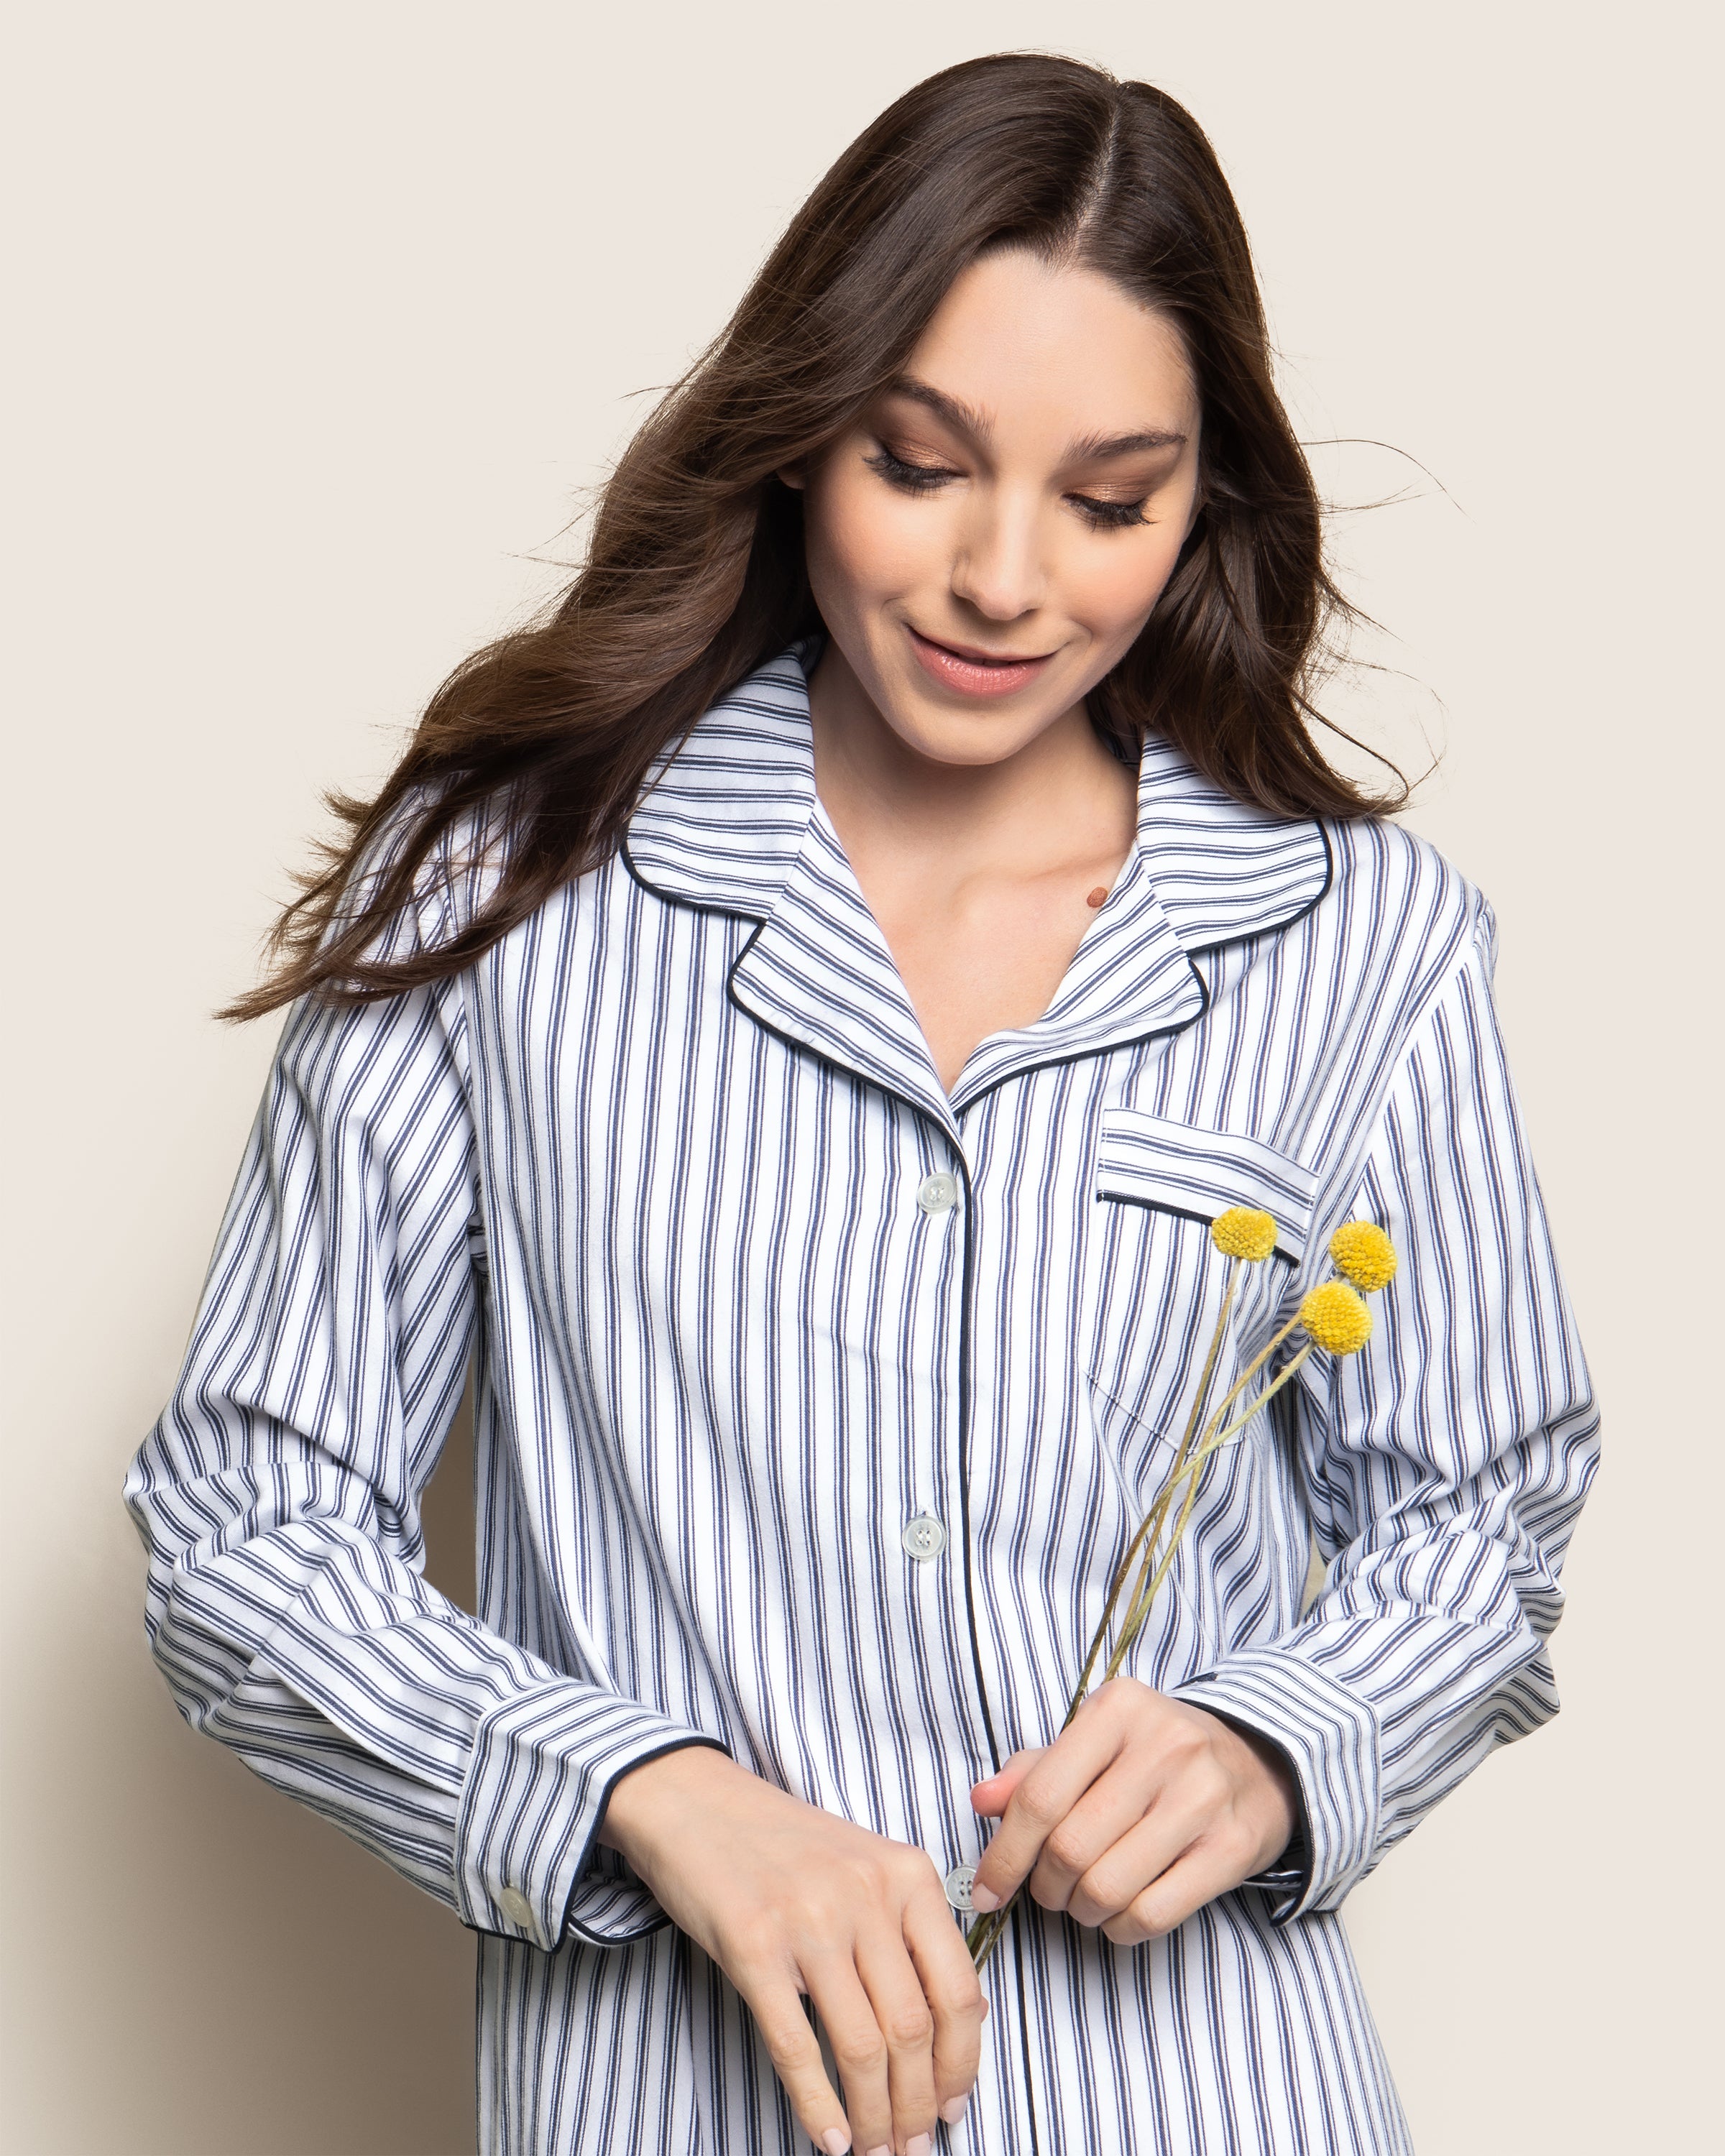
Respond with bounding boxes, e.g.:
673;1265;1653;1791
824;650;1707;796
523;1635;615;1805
5;3;1717;2150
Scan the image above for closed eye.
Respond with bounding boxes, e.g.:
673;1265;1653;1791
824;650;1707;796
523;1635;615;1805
1070;495;1149;530
864;444;957;492
866;446;1153;533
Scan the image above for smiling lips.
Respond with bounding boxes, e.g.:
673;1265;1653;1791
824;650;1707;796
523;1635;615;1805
908;625;1056;699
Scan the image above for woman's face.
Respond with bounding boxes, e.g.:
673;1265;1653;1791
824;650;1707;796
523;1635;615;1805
787;247;1203;768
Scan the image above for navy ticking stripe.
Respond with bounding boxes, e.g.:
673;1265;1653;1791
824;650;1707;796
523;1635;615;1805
124;646;1598;2155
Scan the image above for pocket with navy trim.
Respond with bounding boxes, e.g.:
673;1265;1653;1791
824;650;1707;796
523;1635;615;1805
1085;1110;1317;1496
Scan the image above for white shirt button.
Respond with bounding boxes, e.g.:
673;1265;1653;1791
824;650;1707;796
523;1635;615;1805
916;1171;960;1216
901;1513;947;1561
497;1886;535;1930
944;1862;978;1912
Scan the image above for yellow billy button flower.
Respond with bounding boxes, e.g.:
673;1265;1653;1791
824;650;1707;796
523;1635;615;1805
1210;1207;1278;1263
1299;1280;1374;1356
1328;1220;1398;1293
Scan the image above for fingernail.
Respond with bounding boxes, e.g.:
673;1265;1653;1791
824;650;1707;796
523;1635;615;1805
865;2145;891;2156
970;1884;1000;1912
908;2137;933;2156
940;2093;971;2126
821;2132;850;2156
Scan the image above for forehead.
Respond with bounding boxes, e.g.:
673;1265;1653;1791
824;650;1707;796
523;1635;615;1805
900;250;1199;441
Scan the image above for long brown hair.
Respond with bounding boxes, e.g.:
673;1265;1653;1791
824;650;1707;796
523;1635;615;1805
226;51;1402;1022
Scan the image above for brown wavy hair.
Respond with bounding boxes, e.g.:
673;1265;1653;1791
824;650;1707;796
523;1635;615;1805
225;50;1402;1022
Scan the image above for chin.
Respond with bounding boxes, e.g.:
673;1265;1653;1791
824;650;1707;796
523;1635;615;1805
880;693;1057;768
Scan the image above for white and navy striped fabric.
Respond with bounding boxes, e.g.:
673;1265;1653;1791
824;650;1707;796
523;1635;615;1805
124;644;1599;2154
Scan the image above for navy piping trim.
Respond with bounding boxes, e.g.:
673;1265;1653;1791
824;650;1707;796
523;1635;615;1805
949;1148;1005;1777
949;952;1210;1119
1094;1194;1302;1266
1181;816;1337;962
1011;1903;1044;2156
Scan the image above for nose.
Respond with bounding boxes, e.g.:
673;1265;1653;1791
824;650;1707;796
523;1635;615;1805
948;493;1046;623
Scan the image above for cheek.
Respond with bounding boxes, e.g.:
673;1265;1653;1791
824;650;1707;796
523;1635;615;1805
1066;529;1190;645
804;467;937;615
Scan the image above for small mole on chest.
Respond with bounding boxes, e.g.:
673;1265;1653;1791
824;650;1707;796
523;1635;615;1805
1085;887;1108;909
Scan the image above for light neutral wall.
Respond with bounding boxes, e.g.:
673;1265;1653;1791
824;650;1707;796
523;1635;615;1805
5;4;1716;2150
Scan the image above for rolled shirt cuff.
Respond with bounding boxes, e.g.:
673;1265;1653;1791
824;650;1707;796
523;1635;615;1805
454;1681;728;1948
1168;1644;1380;1919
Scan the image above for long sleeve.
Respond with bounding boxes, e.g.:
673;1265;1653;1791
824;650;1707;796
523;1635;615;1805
1170;898;1601;1917
121;846;724;1952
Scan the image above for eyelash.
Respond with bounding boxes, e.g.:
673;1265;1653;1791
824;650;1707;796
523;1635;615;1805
863;445;1149;531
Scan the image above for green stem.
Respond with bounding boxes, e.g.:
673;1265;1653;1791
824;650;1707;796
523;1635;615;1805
1062;1263;1243;1725
1102;1345;1314;1682
1139;1342;1315;1521
964;1287;1318;1973
1092;1310;1307;1682
966;1902;1011;1968
1178;1307;1305;1464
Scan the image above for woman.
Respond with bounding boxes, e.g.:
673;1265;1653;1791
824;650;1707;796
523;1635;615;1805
124;52;1598;2156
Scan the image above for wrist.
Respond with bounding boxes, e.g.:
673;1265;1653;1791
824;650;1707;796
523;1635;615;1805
1234;1721;1299;1866
597;1741;745;1870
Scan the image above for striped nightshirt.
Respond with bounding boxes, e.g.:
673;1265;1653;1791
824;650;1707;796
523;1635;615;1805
124;643;1598;2153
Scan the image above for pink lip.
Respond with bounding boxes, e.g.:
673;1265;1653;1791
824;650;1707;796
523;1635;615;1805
907;626;1056;699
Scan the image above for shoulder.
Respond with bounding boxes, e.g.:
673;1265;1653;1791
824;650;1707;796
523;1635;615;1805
1317;812;1497;984
1135;731;1492;987
331;786;519;961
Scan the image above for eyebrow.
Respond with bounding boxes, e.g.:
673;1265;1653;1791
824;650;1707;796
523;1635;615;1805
886;375;1188;463
1064;423;1190;461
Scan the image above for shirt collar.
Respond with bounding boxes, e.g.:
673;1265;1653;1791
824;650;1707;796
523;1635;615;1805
623;642;1332;954
622;645;1331;1125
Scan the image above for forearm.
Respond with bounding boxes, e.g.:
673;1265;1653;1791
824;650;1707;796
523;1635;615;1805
130;1437;728;1947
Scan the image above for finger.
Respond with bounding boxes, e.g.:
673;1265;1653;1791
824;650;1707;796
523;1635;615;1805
901;1886;988;2125
1019;1751;1167;1914
970;1721;1120;1910
852;1927;939;2152
968;1746;1047;1818
1101;1838;1246;1947
1059;1783;1212;1929
801;1951;896;2155
742;1967;855;2155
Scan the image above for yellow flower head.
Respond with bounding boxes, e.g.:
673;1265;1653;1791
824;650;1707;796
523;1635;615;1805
1328;1221;1398;1294
1210;1207;1278;1263
1300;1281;1373;1356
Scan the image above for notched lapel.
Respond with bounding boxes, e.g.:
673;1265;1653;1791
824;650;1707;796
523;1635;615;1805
727;816;959;1137
624;646;958;1133
622;651;1333;1122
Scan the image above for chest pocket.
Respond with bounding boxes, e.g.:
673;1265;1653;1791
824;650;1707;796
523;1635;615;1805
1086;1110;1318;1499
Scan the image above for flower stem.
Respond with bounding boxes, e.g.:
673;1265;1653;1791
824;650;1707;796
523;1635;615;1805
1103;1340;1308;1685
964;1282;1317;1972
966;1903;1011;1968
1102;1345;1313;1680
1062;1265;1243;1726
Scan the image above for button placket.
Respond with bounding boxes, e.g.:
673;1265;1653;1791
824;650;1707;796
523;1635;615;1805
912;1145;977;1938
907;1166;957;1566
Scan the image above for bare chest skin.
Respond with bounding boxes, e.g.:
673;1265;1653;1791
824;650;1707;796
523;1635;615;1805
873;861;1128;1093
822;780;1136;1096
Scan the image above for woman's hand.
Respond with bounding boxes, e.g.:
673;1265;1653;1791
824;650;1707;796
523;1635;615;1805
967;1679;1297;1945
598;1746;988;2156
